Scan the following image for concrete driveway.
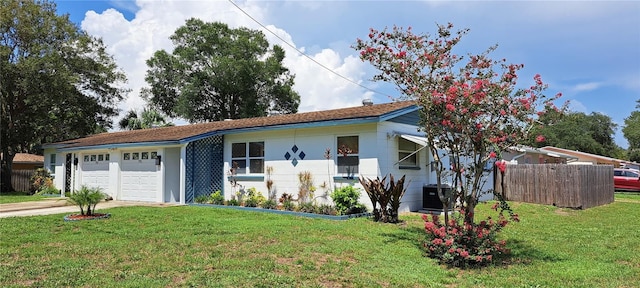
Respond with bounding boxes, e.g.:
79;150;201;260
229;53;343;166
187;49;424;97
0;198;179;218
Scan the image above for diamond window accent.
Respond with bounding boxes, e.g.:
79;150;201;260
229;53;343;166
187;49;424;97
284;152;291;160
299;151;306;160
291;158;298;167
291;145;298;153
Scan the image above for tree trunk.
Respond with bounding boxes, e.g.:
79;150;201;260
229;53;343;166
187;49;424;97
0;148;15;192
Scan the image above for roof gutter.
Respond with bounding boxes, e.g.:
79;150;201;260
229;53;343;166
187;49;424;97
56;140;182;152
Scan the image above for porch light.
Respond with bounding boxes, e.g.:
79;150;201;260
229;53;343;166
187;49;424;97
155;155;162;166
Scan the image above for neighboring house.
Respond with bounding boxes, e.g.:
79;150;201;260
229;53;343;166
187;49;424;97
540;146;625;167
1;153;44;192
2;153;44;170
43;101;494;212
502;146;578;164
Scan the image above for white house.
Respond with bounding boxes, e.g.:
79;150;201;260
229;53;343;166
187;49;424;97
43;101;493;212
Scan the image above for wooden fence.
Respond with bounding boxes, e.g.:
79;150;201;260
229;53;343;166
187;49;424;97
494;164;614;209
10;169;36;192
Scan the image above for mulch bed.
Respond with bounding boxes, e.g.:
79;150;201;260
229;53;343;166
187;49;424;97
64;213;111;221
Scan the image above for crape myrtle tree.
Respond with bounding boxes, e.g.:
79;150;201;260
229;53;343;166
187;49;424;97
1;0;128;192
355;24;562;266
143;19;301;123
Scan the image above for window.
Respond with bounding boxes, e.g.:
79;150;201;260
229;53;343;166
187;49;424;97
90;155;96;162
105;154;110;161
84;155;90;162
231;141;264;174
123;153;130;160
141;152;149;160
132;152;139;160
337;136;359;175
49;154;56;174
98;154;104;161
398;138;418;168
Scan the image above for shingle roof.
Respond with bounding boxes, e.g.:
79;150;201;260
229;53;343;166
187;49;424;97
51;101;416;149
0;153;44;163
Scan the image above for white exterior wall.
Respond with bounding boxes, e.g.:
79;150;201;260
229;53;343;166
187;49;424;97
223;122;440;212
223;123;380;209
44;146;180;203
376;122;432;212
43;148;65;193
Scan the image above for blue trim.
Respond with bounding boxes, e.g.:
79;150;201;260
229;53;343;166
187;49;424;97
379;105;420;122
333;176;359;184
388;110;421;126
399;166;421;170
57;141;180;152
190;204;371;220
228;175;265;182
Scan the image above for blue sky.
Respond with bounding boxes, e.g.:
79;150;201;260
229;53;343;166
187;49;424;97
52;0;640;148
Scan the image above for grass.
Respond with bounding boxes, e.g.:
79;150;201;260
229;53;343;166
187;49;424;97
0;191;60;204
0;196;639;287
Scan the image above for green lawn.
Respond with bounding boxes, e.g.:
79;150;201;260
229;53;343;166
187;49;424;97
0;191;60;204
0;196;638;287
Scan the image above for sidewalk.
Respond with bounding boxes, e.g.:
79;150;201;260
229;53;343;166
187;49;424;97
0;198;179;218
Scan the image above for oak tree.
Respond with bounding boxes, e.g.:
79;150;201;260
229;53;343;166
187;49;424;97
143;19;300;123
1;0;128;191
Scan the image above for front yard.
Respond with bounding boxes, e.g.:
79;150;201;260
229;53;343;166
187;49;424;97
0;191;61;204
0;194;638;287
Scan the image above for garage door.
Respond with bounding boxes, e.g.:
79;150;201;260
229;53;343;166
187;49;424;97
81;153;110;193
120;151;158;202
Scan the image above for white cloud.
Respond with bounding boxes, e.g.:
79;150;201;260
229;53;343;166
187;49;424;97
79;0;370;127
567;99;588;113
571;82;602;93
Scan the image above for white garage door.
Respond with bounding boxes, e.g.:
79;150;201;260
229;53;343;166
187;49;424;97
81;153;110;193
120;151;158;202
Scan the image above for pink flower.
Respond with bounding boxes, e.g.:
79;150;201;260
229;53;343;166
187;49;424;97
489;151;497;159
495;160;507;173
432;238;443;245
446;103;455;111
460;250;470;258
535;135;546;143
425;221;435;231
445;238;454;246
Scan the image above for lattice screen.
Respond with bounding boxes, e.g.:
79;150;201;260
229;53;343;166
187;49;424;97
185;135;224;203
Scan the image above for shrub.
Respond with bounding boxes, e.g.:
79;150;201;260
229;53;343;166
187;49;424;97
67;186;107;216
331;186;366;215
226;199;240;206
30;168;54;194
195;195;209;204
244;188;266;207
298;202;318;213
36;185;60;195
261;199;278;210
297;171;315;203
209;190;225;205
279;193;295;211
422;209;515;268
317;204;337;215
279;193;293;204
359;174;406;223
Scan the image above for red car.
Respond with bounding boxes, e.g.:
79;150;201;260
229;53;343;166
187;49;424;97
613;168;640;191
